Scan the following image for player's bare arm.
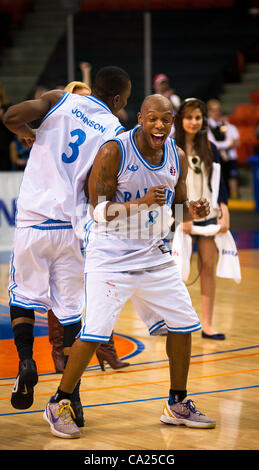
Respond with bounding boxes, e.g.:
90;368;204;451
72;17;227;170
173;146;210;221
3;90;65;146
88;141;167;222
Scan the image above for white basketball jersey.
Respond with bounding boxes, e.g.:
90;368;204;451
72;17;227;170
16;93;125;232
85;126;181;272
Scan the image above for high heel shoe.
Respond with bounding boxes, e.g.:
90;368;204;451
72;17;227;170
96;331;130;371
47;309;64;373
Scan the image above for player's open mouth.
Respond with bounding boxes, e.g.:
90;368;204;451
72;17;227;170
151;133;165;146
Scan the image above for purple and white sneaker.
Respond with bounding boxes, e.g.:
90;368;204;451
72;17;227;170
160;399;216;429
43;399;81;438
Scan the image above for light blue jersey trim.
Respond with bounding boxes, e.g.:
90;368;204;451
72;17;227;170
9;292;49;312
115;125;125;135
31;224;73;230
83;95;111;113
9;251;15;284
31;219;72;230
170;138;181;177
149;320;166;335
149;320;201;335
116;139;126;177
42;92;69;123
80;333;111;343
59;313;82;326
84;219;94;250
130;126;168;171
42;219;70;224
167;322;201;334
96;137;126;178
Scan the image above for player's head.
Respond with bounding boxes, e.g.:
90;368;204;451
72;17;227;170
64;81;91;96
137;94;173;150
92;66;131;114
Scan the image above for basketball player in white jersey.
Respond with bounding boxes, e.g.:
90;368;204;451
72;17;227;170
3;66;131;425
44;94;216;439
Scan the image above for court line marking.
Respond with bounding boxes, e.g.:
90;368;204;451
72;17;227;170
0;353;258;400
1;344;259;382
0;385;258;417
1;366;257;401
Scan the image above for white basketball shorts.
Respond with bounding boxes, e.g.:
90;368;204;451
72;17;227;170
9;221;84;325
80;264;201;342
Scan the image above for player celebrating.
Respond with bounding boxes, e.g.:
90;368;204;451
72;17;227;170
43;94;216;439
3;66;131;427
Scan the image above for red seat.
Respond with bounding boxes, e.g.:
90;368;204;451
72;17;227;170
250;90;259;105
235;125;258;163
0;0;31;25
228;104;258;126
80;0;234;11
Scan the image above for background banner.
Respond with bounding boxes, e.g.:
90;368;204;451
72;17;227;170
0;172;23;252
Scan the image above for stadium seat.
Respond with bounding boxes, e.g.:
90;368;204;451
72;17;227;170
0;0;32;26
228;104;258;126
79;0;235;11
235;125;258;163
250;91;259;105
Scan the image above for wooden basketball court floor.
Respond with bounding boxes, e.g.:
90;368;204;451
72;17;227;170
0;243;258;452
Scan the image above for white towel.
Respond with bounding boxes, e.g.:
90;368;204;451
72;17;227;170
214;231;241;283
171;224;241;283
171;224;192;281
191;224;220;237
211;162;221;210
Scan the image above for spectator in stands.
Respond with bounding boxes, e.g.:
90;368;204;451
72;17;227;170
207;99;239;199
0;82;13;171
79;62;92;88
153;73;181;114
9;135;32;171
174;98;229;340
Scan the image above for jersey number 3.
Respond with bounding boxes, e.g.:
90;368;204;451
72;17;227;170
62;129;86;163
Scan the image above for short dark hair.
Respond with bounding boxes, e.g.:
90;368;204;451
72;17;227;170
92;66;130;100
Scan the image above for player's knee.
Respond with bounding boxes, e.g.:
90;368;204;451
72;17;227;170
10;305;35;325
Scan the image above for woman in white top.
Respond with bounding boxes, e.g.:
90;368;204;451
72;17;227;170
174;98;229;339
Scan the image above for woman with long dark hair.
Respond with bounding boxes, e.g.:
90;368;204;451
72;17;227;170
174;98;229;339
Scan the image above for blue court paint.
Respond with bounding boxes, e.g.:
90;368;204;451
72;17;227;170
0;307;48;340
0;385;258;418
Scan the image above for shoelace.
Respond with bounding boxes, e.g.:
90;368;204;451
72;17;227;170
57;402;76;424
183;399;204;416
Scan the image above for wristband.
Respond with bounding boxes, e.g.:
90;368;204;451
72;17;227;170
93;200;109;223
